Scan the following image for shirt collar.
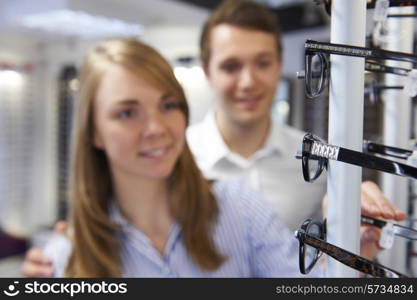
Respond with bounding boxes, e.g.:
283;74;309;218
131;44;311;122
260;119;288;156
109;202;181;259
109;202;129;229
198;110;232;167
200;111;288;165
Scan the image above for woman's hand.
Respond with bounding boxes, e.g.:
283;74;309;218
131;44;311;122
21;221;67;277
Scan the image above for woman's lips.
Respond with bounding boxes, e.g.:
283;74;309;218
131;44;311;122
139;146;172;159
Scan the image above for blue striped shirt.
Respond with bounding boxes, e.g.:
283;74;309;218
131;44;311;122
48;179;322;277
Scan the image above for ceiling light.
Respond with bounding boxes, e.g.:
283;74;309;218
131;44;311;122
17;9;143;39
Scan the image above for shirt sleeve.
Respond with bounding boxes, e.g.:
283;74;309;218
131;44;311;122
42;233;72;277
239;181;323;277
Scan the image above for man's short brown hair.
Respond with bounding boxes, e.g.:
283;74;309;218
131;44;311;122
200;0;282;67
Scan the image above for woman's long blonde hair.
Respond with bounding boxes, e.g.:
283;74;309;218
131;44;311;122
66;39;225;277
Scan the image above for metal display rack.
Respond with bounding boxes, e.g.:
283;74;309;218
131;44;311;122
379;5;415;275
325;1;416;276
325;0;366;277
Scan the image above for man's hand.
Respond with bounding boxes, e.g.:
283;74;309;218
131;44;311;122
359;181;406;221
359;181;406;259
322;181;406;260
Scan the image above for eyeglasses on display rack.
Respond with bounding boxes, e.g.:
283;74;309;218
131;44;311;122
314;0;417;16
302;40;417;98
367;0;417;7
295;218;408;277
364;140;414;159
297;133;417;182
365;83;404;103
364;61;411;76
361;215;417;241
297;60;410;99
298;60;409;99
387;13;417;17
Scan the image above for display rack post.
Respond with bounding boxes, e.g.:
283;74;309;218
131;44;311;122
379;6;415;274
326;0;366;277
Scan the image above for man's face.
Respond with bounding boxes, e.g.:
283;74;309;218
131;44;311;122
205;24;282;127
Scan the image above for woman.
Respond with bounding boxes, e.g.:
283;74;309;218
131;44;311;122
45;38;305;277
22;38;403;277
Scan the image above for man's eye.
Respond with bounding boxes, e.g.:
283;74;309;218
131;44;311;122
221;63;240;73
258;60;271;68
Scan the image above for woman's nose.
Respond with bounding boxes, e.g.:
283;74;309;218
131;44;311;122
142;112;167;139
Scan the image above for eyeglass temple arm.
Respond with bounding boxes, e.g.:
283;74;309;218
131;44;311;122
300;232;407;278
299;61;409;79
298;62;409;79
306;40;417;64
365;61;410;76
337;146;417;179
363;140;413;159
367;0;417;8
388;13;417;18
316;0;417;16
361;215;387;228
361;214;417;241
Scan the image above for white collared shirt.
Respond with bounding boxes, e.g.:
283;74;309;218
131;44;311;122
186;111;326;231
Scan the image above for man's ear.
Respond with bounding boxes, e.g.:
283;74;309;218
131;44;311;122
276;58;283;76
202;63;210;79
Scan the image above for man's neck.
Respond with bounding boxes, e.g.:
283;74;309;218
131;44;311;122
216;112;271;159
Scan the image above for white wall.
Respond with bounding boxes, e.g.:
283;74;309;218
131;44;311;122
0;35;55;235
142;25;214;125
0;35;97;236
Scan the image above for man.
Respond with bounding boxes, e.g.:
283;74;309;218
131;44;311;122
186;0;403;233
187;0;325;231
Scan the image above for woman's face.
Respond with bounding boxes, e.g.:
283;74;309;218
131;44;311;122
92;63;186;181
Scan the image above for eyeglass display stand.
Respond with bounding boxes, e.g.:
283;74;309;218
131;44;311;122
379;6;415;275
325;0;366;277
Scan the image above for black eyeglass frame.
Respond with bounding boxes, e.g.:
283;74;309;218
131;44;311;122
306;40;417;63
363;61;411;76
304;40;416;98
365;83;404;103
315;0;417;16
364;140;413;159
361;215;417;241
295;218;408;277
298;219;325;274
301;133;417;182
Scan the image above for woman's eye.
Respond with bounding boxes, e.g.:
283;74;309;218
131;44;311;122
163;101;181;111
117;109;135;119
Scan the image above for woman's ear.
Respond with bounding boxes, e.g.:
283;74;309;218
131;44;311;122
92;108;104;149
93;130;104;149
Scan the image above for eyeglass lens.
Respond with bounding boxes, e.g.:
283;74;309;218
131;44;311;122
306;53;328;98
306;157;322;182
304;222;322;271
